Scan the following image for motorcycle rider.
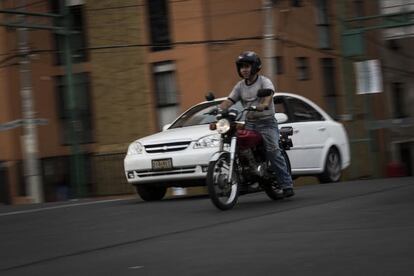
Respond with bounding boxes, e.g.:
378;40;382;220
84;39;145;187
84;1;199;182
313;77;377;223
219;51;294;197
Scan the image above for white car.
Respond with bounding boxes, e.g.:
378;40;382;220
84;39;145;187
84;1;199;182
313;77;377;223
124;92;350;201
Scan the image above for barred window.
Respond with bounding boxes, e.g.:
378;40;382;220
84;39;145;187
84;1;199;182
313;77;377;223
153;62;180;130
296;57;310;80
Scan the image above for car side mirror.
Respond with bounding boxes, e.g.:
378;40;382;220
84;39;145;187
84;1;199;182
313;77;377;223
257;88;273;97
275;113;288;124
162;123;172;131
205;92;215;101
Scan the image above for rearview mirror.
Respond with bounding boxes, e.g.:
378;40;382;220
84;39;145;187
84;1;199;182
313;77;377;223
205;92;215;101
274;113;288;124
162;123;172;131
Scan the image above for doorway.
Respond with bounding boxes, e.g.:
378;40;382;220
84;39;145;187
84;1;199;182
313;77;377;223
400;142;413;176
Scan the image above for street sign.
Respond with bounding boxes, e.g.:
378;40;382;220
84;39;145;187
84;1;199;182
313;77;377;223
354;59;383;94
0;118;49;132
0;120;22;131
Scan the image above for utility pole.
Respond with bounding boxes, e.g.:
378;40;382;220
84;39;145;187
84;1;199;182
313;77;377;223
17;0;43;203
61;0;85;198
337;0;358;179
262;0;276;81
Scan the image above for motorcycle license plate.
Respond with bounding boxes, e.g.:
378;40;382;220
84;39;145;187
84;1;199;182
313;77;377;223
152;158;173;171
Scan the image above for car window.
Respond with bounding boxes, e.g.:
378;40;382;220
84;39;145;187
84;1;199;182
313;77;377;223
286;97;324;122
274;96;291;123
274;96;288;113
169;101;244;129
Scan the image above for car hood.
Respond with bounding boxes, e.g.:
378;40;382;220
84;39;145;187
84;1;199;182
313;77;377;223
137;125;216;145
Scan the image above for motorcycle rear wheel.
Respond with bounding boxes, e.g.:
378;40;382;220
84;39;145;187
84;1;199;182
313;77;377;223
263;150;292;200
206;153;239;210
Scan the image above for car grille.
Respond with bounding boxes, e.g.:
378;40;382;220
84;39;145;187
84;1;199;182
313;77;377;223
144;141;191;153
136;166;197;177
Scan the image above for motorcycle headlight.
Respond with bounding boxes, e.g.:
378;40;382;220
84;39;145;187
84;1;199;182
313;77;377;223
194;134;221;149
127;141;144;155
216;118;231;134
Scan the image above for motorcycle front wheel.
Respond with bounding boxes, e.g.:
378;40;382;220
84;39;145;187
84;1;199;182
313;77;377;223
206;152;239;210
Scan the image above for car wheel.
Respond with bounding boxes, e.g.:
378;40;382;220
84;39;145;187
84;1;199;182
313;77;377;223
319;148;341;183
136;185;167;201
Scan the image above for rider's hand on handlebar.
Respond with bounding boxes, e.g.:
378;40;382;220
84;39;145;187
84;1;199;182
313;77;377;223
247;105;267;112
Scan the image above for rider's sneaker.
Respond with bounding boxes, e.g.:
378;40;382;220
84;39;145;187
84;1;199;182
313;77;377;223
283;188;295;198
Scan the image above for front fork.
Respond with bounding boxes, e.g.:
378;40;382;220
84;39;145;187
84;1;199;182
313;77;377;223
227;136;237;183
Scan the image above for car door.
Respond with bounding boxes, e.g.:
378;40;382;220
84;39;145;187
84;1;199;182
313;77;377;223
283;96;329;170
274;96;302;171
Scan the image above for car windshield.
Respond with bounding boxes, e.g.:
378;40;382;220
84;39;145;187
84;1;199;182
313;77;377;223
169;100;244;129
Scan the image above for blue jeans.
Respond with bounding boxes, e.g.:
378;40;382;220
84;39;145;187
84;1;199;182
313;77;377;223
245;117;293;189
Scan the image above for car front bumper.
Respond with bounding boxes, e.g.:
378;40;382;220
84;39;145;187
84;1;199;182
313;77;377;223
124;147;215;185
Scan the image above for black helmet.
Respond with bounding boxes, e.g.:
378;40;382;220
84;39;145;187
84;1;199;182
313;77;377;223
236;51;262;78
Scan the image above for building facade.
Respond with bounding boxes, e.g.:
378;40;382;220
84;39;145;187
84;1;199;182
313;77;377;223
0;0;150;203
379;0;414;176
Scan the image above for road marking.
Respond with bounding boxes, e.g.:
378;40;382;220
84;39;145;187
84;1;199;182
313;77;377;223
128;266;144;269
0;198;131;217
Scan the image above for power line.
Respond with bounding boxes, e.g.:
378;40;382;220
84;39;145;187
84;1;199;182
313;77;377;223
86;3;144;12
86;0;193;12
1;1;409;73
13;34;345;64
84;1;262;22
0;53;20;65
365;33;414;60
381;65;414;76
20;35;263;55
9;0;47;10
0;62;18;69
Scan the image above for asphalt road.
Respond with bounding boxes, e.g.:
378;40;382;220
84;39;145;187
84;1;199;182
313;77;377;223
0;177;413;276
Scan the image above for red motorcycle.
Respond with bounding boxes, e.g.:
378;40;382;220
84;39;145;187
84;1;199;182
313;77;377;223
206;91;293;210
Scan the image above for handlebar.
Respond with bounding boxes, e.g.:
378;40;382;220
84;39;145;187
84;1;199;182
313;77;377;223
244;106;269;112
204;105;269;120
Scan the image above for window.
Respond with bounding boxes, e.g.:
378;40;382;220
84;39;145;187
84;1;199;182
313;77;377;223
399;143;413;176
296;57;310;80
153;62;179;129
274;96;287;113
49;0;88;65
353;0;365;17
147;0;172;51
274;56;284;75
392;82;407;118
273;96;292;123
292;0;302;7
316;0;331;49
171;101;246;129
388;40;401;51
56;73;93;144
286;97;324;122
0;162;10;204
321;58;338;119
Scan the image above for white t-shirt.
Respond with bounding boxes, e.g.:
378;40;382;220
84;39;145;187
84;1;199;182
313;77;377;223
228;75;275;121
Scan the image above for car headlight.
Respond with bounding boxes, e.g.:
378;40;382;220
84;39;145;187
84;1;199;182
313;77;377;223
194;134;221;149
127;141;144;155
216;118;231;134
